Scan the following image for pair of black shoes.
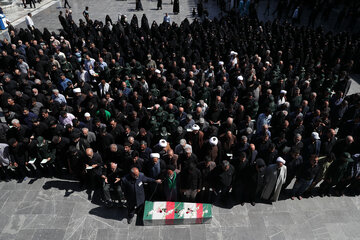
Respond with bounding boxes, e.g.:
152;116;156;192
240;202;256;206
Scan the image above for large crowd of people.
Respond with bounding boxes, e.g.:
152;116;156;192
0;2;360;223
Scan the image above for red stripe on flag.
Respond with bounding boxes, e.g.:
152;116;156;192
165;201;175;225
196;203;203;224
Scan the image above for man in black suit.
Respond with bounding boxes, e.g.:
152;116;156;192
121;167;161;224
101;161;124;206
84;148;103;200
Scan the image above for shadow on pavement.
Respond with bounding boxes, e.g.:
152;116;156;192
42;179;83;197
89;206;128;222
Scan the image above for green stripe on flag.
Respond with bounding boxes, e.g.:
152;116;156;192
174;202;184;219
143;201;154;221
202;204;212;218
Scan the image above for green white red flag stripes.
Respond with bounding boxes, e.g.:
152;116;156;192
143;201;212;225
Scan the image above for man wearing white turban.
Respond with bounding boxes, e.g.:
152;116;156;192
261;157;287;202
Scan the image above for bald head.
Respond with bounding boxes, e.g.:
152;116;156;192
86;148;94;158
346;136;354;144
131;167;140;179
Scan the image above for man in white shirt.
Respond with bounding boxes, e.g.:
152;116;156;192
25;13;34;31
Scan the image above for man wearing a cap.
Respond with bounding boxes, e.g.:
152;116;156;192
153;139;168;157
186;124;204;157
144;153;166;180
202;136;222;164
261;157;287;202
277;90;287;106
303;132;321;160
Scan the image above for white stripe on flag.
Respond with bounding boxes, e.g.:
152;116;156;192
150;202;167;220
180;202;198;219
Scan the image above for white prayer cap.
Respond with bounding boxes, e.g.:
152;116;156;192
150;153;160;159
276;157;286;164
209;137;218;146
218;61;224;66
280;90;287;94
192;124;200;131
230;51;237;56
73;88;81;93
159;139;167;148
237;75;244;81
84;112;91;117
155;69;161;74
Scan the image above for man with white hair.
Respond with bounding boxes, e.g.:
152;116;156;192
52;89;67;105
82;128;96;145
6;119;31;142
174;139;192;156
261;157;287;202
178;145;198;171
101;161;123;207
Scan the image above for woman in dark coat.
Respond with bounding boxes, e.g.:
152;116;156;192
157;0;162;10
136;0;143;11
173;0;179;14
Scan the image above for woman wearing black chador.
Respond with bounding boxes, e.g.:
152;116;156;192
173;0;179;14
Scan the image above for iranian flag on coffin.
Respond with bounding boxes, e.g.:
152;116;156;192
143;201;212;225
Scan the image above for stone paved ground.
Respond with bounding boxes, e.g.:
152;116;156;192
0;0;360;239
1;177;360;239
4;0;358;34
13;0;221;32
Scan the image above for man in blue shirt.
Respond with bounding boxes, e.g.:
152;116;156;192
59;74;72;93
98;57;108;71
163;13;170;23
52;89;67;105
